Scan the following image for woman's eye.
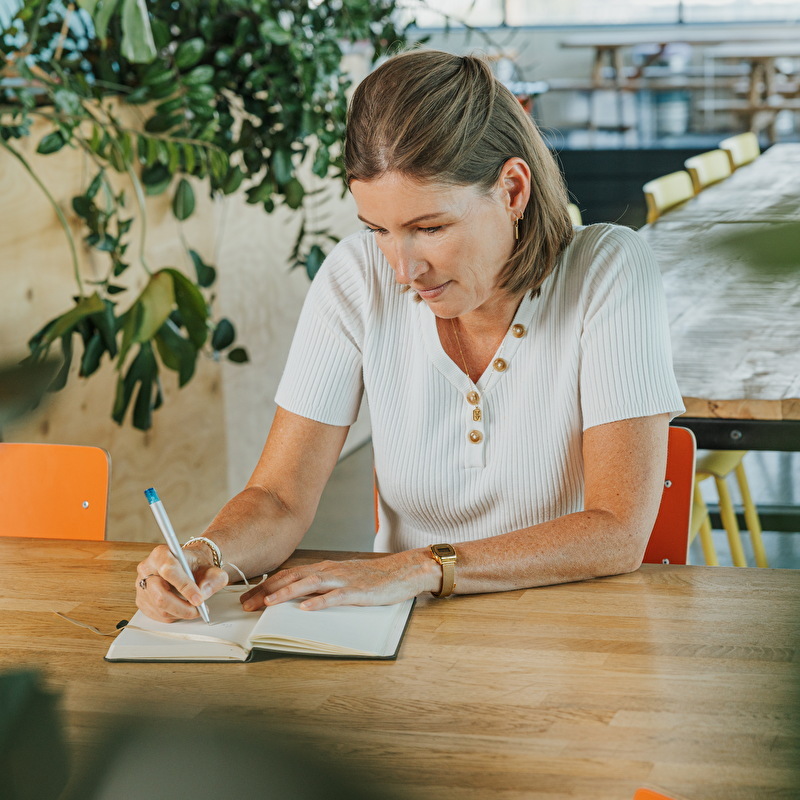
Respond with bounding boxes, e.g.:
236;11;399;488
420;226;442;234
366;226;388;236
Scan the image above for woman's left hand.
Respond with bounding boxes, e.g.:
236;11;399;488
239;551;437;611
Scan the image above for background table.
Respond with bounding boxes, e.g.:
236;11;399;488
1;539;798;800
638;144;800;452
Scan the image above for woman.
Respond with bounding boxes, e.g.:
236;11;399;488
135;50;684;622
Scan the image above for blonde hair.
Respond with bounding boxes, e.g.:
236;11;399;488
344;49;574;296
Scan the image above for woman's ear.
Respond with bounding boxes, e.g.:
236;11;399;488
498;157;531;218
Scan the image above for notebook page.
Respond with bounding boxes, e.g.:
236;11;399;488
250;598;414;656
106;588;259;660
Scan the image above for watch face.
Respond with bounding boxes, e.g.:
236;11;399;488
431;543;456;559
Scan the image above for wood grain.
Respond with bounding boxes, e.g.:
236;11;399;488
638;144;800;422
1;539;797;800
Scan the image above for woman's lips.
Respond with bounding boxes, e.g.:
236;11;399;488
415;281;450;300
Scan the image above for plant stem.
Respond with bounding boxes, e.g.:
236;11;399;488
0;138;85;297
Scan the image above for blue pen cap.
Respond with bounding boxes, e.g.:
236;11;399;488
144;487;160;504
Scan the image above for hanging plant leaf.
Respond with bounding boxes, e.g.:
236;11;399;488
165;269;208;348
305;244;326;280
142;164;172;195
211;318;235;351
79;330;105;377
137;271;176;342
87;0;120;40
284;177;305;209
173;178;195;220
175;37;205;70
271;148;293;185
227;347;249;364
37;131;66;155
183;65;214;86
221;165;245;195
189;250;216;288
50;334;74;391
36;293;106;350
155;320;197;386
121;0;157;64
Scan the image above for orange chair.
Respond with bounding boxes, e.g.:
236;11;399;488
634;786;690;800
0;443;110;540
375;427;696;565
642;426;695;565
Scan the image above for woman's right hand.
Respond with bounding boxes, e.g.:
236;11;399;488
135;543;229;622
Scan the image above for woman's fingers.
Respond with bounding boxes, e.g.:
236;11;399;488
240;556;422;611
135;544;228;622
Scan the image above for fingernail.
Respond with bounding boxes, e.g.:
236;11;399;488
266;595;275;604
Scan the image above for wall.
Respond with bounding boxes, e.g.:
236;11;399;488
0;113;366;543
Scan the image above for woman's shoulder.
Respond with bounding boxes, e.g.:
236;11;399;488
568;222;643;256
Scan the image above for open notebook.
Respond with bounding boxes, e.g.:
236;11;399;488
105;587;415;662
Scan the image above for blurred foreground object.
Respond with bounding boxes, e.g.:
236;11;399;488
0;670;69;800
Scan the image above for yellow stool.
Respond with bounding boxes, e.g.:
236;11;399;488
690;450;769;567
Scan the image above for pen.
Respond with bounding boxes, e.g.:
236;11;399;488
144;487;211;624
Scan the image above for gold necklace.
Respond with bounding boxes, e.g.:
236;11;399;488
450;318;471;380
450;318;510;383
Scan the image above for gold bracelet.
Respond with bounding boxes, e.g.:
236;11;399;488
183;536;222;568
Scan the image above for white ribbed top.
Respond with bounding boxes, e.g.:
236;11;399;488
276;224;685;553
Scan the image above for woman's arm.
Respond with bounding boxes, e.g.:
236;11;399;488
241;413;669;610
134;408;349;621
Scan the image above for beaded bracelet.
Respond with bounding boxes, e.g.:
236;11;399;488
183;536;223;568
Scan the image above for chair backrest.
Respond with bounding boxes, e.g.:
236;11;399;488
684;149;732;193
719;131;760;170
642;171;694;224
642;426;696;565
0;443;110;540
567;203;583;226
633;788;683;800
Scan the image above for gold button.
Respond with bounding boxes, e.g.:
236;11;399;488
473;407;482;422
511;324;526;338
493;358;508;372
466;391;480;405
468;430;483;444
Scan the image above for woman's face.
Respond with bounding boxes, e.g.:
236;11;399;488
349;171;518;320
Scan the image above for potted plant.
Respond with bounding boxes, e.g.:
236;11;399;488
0;0;414;430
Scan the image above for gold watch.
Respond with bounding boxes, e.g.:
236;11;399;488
429;543;457;598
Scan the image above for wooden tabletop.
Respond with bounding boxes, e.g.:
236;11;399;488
638;144;800;422
1;539;798;800
560;29;800;49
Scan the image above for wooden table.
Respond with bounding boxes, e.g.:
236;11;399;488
637;144;800;451
702;43;800;140
2;539;798;800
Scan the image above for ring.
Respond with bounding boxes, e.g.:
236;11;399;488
138;573;159;590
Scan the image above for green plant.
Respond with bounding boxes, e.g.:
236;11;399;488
0;0;414;430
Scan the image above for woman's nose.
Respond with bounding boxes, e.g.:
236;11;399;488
392;240;426;285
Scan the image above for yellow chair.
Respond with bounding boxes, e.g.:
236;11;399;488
642;170;694;224
683;149;732;193
0;443;110;540
567;203;582;226
719;131;760;170
690;450;768;567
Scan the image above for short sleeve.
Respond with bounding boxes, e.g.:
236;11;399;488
579;226;685;430
274;236;369;426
